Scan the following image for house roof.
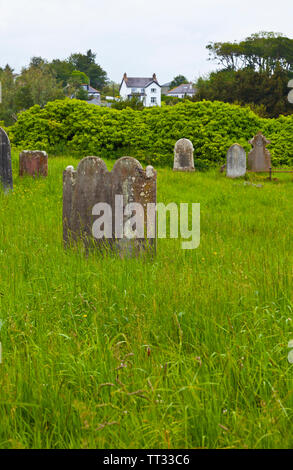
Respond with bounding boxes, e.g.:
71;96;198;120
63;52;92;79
167;83;196;95
124;77;161;89
82;84;100;94
119;73;161;92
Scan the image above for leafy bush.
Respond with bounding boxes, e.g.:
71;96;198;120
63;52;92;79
8;98;293;168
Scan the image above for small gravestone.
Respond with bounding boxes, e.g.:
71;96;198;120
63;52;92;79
247;132;272;172
0;127;13;191
226;144;246;178
288;79;293;104
19;150;48;177
173;138;195;172
63;156;157;256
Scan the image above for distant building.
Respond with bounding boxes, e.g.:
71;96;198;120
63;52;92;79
161;82;172;94
80;84;101;105
119;73;161;107
167;83;197;99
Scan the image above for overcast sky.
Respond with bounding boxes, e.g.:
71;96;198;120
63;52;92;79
0;0;292;84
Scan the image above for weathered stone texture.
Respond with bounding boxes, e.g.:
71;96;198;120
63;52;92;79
0;127;13;191
226;143;246;178
247;132;272;172
19;150;48;177
63;156;157;256
173;138;195;172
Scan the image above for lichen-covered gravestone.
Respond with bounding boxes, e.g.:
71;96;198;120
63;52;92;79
0;127;13;191
247;132;272;172
19;150;48;177
226;144;246;178
173;138;195;172
63;156;157;256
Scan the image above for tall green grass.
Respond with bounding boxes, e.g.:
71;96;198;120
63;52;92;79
0;152;293;449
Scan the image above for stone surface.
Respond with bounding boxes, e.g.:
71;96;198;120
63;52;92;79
226;143;246;178
0;127;13;191
63;156;157;256
173;138;195;172
288;79;293;104
19;150;48;177
247;132;272;172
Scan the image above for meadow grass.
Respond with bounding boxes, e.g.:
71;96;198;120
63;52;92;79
0;151;293;449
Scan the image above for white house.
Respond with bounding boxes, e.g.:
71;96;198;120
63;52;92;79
167;83;197;99
119;73;161;107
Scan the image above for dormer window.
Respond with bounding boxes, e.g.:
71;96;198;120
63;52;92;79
151;88;156;93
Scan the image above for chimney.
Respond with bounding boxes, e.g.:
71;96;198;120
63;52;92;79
123;72;128;82
152;73;157;82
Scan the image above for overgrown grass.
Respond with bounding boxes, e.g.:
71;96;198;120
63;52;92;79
0;151;293;449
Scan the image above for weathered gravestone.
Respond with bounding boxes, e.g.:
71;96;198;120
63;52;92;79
173;138;195;172
247;132;272;172
226;143;246;178
63;156;157;256
0;127;13;191
19;150;48;177
288;79;293;104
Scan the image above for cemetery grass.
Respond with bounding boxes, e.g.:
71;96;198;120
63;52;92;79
0;151;293;450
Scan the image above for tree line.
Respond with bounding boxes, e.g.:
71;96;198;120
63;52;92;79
0;50;108;125
1;32;293;125
196;32;293;117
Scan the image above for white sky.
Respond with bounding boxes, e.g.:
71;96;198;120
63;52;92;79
0;0;292;84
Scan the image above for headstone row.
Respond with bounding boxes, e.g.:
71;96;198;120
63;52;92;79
226;132;272;178
172;133;272;177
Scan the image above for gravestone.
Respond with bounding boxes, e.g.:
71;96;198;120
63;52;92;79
0;127;13;191
247;132;272;172
226;144;246;178
288;79;293;104
19;150;48;177
63;156;157;256
173;138;195;172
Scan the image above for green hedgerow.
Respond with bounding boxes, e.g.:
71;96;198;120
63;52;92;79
7;98;293;168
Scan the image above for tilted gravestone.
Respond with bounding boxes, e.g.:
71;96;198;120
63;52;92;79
63;156;157;256
247;132;272;172
173;138;195;172
19;150;48;177
226;143;246;178
0;127;13;191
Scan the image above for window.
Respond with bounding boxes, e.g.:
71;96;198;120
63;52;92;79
141;88;144;93
151;97;157;104
131;88;137;93
151;88;156;93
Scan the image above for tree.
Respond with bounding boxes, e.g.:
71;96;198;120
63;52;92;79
67;70;90;100
68;49;108;89
49;59;75;87
0;65;18;124
170;75;189;89
196;66;293;117
15;64;64;110
206;32;293;75
199;31;293;117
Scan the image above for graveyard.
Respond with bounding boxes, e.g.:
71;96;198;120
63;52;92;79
0;140;293;449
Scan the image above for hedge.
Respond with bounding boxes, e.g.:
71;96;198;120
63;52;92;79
8;98;293;169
